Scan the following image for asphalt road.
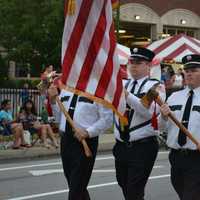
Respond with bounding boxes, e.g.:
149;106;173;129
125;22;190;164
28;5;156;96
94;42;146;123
0;151;179;200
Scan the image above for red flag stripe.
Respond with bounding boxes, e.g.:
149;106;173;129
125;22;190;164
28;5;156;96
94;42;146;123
62;1;82;63
95;23;116;98
105;47;122;103
62;0;93;84
64;0;68;17
65;0;106;89
85;1;114;94
76;1;107;91
112;65;123;108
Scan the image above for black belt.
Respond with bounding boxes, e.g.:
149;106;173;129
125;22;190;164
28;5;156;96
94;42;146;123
116;136;157;148
171;148;200;155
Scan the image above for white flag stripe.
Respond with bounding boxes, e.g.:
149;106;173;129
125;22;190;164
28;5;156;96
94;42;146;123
67;1;105;88
61;0;82;63
104;48;121;103
86;49;109;94
86;1;113;94
118;89;126;114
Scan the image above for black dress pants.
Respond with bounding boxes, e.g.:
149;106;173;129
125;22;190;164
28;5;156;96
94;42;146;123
60;132;98;200
169;149;200;200
113;137;158;200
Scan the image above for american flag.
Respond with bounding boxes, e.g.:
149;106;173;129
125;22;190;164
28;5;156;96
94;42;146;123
61;0;126;123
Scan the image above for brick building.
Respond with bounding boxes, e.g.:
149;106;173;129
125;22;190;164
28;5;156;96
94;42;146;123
117;0;200;47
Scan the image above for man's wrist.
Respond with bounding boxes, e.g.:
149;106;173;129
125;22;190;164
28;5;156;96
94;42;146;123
161;113;168;121
85;130;90;138
49;97;56;104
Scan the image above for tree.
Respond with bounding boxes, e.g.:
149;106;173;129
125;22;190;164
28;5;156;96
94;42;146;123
0;54;8;79
0;0;64;76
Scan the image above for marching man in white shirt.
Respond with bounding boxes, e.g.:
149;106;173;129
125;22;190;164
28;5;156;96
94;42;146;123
113;47;166;200
48;86;112;200
159;54;200;200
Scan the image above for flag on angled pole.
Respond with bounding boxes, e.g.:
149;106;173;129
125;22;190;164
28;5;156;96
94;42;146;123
61;0;127;124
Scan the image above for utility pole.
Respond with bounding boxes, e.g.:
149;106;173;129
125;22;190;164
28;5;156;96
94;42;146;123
116;0;120;42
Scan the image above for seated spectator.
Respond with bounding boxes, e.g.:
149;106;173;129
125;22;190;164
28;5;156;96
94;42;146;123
0;99;28;149
18;100;58;148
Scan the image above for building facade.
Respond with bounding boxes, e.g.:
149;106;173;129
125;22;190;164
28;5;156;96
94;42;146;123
117;0;200;47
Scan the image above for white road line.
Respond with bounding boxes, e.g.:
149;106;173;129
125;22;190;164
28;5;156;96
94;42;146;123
0;151;169;172
96;156;114;161
29;165;164;176
0;156;113;172
0;162;61;172
29;169;63;176
153;165;164;169
6;174;170;200
158;151;169;154
29;169;116;176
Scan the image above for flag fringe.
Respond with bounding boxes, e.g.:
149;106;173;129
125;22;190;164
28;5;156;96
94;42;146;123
112;1;119;9
59;83;128;125
67;0;76;15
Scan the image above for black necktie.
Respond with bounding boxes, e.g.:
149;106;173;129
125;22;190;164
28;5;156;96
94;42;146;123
178;90;194;146
121;80;137;142
127;80;137;122
130;80;138;94
65;94;78;133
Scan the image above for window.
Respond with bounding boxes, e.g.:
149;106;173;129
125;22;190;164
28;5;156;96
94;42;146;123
168;29;176;36
164;26;197;38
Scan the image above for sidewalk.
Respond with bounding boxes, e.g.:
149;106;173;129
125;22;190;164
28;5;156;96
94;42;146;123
0;134;115;162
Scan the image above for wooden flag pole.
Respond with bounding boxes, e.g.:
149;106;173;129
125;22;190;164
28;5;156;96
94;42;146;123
55;96;92;157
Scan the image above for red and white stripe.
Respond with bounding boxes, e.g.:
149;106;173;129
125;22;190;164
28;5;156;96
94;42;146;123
61;0;126;121
148;34;200;63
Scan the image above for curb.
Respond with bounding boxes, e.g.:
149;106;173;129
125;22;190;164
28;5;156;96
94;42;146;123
0;136;169;162
0;142;115;162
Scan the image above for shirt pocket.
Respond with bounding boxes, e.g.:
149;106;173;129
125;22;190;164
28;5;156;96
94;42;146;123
169;105;183;119
169;105;182;111
192;105;200;113
60;96;70;103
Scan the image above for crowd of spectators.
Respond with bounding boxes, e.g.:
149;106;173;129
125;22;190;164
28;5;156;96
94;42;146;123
0;99;58;149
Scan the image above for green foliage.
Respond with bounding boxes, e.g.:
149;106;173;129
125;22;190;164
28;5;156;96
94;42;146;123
0;0;64;75
0;55;8;78
0;78;40;88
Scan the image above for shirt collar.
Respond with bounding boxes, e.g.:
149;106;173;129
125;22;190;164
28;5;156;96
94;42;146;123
185;86;200;97
192;86;200;97
131;76;148;86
